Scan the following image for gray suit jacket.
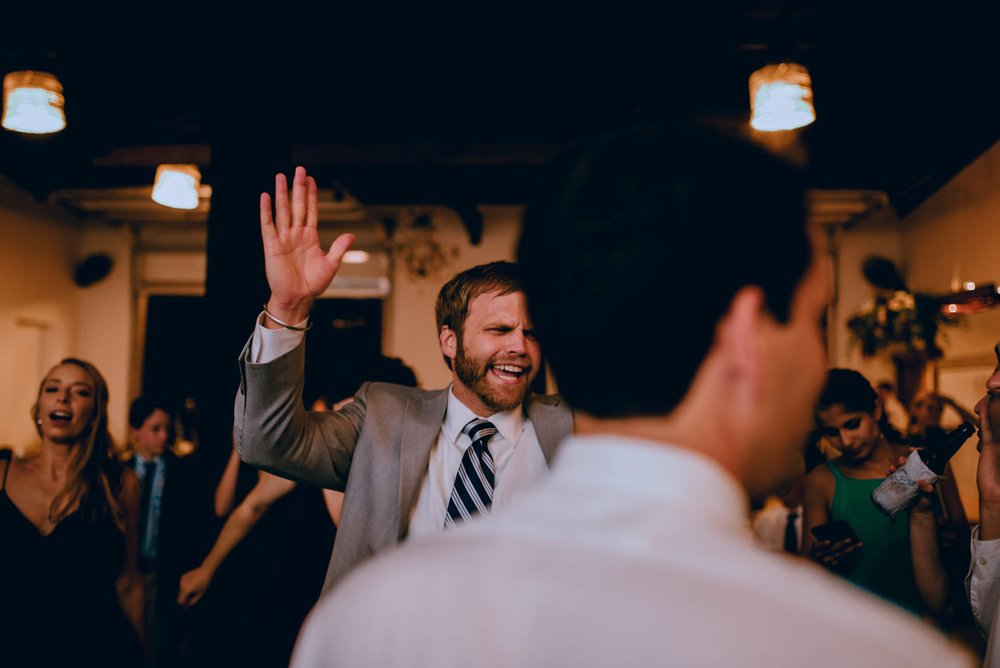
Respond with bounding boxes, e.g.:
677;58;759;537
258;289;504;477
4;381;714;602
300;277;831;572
234;337;574;592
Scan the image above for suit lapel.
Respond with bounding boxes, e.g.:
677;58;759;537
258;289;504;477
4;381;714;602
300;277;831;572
397;389;449;537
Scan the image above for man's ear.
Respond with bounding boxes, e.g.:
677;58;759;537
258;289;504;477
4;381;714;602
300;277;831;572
439;325;457;361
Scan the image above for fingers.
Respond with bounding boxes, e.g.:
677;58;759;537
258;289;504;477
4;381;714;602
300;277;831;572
291;166;307;227
274;173;290;230
260;193;275;242
326;232;356;264
306;176;318;228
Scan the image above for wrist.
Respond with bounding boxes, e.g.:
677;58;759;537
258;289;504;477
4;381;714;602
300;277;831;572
263;299;312;331
980;502;1000;540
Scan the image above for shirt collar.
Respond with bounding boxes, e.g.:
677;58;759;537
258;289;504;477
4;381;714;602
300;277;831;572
551;434;751;537
134;453;164;470
443;386;524;449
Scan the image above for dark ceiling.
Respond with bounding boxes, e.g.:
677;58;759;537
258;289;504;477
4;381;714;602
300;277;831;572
1;7;997;220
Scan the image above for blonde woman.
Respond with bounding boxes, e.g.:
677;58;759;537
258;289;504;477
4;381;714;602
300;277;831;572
0;359;144;667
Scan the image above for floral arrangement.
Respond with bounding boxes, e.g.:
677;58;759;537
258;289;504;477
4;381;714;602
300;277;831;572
846;290;959;359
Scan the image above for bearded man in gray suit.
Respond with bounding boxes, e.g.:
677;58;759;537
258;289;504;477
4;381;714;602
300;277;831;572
234;166;573;592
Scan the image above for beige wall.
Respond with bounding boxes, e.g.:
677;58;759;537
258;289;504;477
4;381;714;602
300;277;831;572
0;177;135;451
75;225;135;446
0;177;83;453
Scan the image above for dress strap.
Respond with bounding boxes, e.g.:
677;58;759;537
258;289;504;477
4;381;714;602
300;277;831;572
825;460;844;481
0;448;12;491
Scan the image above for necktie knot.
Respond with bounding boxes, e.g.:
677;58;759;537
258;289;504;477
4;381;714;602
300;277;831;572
463;418;498;447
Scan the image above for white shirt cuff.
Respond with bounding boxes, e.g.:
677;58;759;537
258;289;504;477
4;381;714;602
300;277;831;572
968;524;1000;636
250;311;307;363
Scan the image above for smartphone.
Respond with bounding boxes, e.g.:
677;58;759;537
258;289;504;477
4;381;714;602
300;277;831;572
810;520;859;544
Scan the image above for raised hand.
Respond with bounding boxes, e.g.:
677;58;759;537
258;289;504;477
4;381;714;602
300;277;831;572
260;166;355;325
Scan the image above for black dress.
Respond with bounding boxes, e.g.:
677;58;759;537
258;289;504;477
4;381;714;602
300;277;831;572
0;466;145;668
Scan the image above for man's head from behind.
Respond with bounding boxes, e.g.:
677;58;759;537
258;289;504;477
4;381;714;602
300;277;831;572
435;261;542;415
518;125;829;494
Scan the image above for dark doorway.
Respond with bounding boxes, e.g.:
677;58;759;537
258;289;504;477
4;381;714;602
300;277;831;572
141;295;382;464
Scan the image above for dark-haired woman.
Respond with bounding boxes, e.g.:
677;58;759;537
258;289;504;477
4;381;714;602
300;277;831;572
0;359;145;666
802;368;950;621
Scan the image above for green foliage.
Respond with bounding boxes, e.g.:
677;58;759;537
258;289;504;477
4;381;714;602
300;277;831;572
846;290;959;359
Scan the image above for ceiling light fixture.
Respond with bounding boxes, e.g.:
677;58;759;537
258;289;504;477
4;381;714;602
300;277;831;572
749;62;816;132
2;70;67;134
342;250;371;264
151;164;201;210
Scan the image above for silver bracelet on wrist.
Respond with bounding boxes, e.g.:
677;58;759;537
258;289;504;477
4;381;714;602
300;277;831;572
262;304;313;331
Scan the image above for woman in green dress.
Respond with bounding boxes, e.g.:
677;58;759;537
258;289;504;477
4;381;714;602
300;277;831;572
802;368;950;621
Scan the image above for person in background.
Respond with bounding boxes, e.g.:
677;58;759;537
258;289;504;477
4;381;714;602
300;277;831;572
876;379;912;435
181;353;419;668
288;124;974;667
0;358;145;667
804;368;950;620
126;395;213;668
910;390;978;449
752;471;805;554
966;340;1000;667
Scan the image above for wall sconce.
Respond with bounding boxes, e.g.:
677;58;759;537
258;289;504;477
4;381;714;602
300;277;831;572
2;70;67;134
749;62;816;132
151;164;201;209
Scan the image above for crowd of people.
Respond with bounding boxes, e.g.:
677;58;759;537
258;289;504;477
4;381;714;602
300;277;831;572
5;123;1000;667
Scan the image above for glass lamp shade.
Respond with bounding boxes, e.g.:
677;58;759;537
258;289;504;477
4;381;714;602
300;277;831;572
2;70;67;134
151;164;201;210
749;63;816;132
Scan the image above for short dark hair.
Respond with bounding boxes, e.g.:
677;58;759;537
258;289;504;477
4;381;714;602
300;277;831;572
817;369;878;415
128;395;173;429
434;261;524;370
518;124;811;417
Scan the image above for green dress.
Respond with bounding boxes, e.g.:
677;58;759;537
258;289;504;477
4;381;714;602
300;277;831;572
827;461;924;616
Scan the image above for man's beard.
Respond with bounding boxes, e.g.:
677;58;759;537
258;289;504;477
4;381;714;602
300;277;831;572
453;341;534;413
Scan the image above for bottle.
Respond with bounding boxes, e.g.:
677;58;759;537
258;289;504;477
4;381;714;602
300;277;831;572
871;422;975;518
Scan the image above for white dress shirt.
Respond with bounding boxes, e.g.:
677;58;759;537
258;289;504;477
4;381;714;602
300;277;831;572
406;390;548;538
751;499;803;553
968;526;1000;666
292;435;973;668
250;314;549;538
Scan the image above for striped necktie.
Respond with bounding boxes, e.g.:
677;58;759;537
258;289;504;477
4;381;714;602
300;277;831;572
445;418;498;527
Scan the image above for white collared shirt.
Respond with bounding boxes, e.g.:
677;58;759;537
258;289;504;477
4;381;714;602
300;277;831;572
968;526;1000;666
406;389;547;539
292;435;973;668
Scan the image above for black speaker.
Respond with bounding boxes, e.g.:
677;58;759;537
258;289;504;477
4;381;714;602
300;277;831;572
73;253;114;287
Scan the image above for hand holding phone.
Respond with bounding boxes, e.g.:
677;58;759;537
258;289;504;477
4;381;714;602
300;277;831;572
810;520;859;544
809;520;862;570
